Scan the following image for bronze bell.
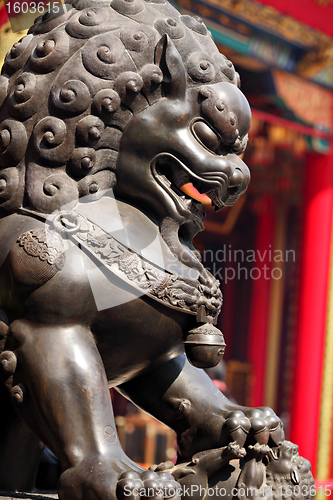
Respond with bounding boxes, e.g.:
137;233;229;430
184;324;226;368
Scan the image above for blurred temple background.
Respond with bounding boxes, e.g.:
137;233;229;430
1;0;333;489
177;0;333;487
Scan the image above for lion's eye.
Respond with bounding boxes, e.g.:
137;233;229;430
192;120;221;153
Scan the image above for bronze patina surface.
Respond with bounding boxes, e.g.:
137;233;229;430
0;1;314;499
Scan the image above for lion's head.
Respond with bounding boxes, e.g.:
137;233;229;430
0;0;251;272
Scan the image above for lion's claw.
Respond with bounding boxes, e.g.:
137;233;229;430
150;462;175;473
258;407;285;445
224;411;251;448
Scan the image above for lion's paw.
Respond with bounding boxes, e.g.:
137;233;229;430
58;455;181;500
222;407;284;448
224;410;251;447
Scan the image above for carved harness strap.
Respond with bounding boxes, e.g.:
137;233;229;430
18;207;222;324
68;211;222;324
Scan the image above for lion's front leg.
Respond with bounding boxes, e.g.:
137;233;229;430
120;355;312;500
119;354;283;462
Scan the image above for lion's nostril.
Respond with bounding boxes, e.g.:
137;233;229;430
229;169;243;189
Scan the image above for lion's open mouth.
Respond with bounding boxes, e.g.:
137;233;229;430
150;152;249;273
151;153;247;226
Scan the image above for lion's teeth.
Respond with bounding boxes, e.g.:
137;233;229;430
163;176;171;187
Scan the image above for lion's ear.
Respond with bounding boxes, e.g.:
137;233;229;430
155;34;186;101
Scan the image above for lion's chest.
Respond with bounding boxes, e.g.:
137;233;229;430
90;272;191;384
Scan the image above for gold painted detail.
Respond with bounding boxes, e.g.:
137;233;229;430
0;21;27;67
273;70;333;131
179;0;333;77
316;215;333;480
202;0;331;47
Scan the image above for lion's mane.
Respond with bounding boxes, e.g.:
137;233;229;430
0;0;240;215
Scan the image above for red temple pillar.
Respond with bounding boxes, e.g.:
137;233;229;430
249;197;275;407
290;149;333;474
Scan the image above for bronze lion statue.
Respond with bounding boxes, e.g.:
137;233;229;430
0;0;314;499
